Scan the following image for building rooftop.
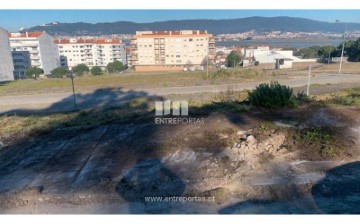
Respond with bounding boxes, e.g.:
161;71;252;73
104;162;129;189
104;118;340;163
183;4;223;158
134;30;210;37
9;31;44;38
54;38;121;45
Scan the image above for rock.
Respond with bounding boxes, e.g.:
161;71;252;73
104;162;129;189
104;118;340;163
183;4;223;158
277;145;288;154
240;135;247;142
219;133;229;140
246;135;257;145
236;130;247;136
220;147;240;161
235;143;241;148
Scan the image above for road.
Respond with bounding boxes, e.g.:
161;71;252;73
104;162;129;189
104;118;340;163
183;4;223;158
1;73;360;113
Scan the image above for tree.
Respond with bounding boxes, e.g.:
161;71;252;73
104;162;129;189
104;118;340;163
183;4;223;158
51;67;69;78
106;60;125;73
25;67;44;79
332;40;354;57
294;46;320;59
317;46;336;59
72;64;89;76
91;66;103;76
347;38;360;62
226;51;242;68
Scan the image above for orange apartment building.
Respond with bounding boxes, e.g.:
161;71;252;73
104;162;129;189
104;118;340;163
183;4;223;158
130;30;215;72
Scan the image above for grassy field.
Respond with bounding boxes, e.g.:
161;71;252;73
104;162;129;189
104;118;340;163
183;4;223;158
0;62;359;96
1;84;359;141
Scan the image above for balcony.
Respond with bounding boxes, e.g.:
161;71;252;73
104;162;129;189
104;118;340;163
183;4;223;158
31;56;41;60
21;42;38;47
29;49;39;54
31;61;41;66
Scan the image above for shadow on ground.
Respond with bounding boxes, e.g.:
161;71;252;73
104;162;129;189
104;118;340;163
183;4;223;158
116;158;185;214
219;161;360;214
0;86;360;214
2;87;152;114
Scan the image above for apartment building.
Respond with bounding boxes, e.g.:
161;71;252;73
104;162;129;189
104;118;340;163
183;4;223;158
55;38;126;69
0;27;14;81
130;30;215;72
12;51;31;79
9;31;60;76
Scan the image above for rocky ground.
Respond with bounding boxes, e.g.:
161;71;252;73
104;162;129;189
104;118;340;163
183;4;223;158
0;105;360;214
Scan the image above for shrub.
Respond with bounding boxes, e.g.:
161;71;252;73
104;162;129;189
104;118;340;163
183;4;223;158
248;81;296;109
226;51;242;67
91;66;103;76
25;67;44;79
51;67;69;78
72;64;89;76
107;60;125;73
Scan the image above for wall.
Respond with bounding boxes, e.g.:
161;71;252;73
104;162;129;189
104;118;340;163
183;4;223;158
134;65;185;72
38;33;60;74
0;27;14;81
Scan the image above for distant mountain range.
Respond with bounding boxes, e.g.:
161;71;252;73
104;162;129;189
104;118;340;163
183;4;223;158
24;16;360;36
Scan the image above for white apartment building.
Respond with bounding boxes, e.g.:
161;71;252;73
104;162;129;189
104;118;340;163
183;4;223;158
130;30;215;72
9;31;60;76
55;38;127;69
0;27;14;81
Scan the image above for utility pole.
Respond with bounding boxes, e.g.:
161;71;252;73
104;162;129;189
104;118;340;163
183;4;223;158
306;64;312;96
206;49;209;78
69;70;77;111
337;21;347;75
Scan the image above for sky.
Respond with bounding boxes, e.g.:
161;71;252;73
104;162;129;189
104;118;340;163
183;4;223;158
1;10;360;32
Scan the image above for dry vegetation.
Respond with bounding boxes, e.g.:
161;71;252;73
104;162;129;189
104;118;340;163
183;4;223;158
3;61;358;96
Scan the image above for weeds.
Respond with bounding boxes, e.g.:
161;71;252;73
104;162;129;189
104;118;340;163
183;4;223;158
288;127;338;158
322;88;360;106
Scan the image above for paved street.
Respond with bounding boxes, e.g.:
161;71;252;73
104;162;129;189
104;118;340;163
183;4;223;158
1;73;360;113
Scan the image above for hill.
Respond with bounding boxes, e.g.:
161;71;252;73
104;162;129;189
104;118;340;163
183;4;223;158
25;16;360;35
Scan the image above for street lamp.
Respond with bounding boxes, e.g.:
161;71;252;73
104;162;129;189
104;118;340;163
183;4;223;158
69;69;77;111
337;20;347;74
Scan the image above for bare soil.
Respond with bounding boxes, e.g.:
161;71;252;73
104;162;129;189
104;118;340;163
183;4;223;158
0;105;360;214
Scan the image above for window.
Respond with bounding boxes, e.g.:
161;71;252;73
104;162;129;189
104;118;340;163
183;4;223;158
189;38;193;42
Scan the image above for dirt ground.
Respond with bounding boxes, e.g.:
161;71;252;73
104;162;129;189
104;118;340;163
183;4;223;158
0;102;360;214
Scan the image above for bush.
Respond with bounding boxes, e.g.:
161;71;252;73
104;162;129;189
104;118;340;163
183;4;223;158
51;67;69;78
72;64;89;76
248;81;296;109
91;66;103;76
25;67;44;79
226;51;242;67
107;60;125;73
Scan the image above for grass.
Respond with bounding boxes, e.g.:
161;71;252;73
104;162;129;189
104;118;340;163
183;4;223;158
0;68;272;96
295;127;337;158
315;87;360;107
0;97;154;139
1;62;359;96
